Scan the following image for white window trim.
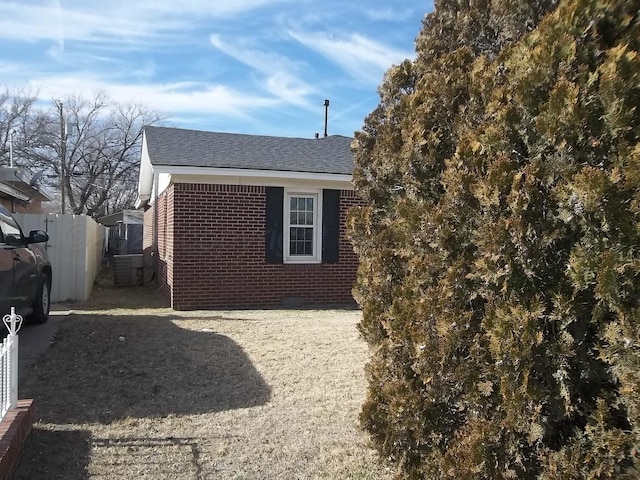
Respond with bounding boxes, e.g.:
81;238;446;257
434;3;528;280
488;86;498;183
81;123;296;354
283;188;323;264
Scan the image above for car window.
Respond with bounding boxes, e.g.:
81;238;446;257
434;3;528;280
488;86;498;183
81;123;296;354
0;208;24;244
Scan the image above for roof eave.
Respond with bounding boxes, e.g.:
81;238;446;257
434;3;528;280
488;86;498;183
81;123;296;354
134;193;150;209
154;165;353;183
137;131;154;202
0;181;31;202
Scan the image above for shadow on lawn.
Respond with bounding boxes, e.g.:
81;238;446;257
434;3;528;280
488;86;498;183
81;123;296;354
15;427;91;479
77;273;169;310
20;313;272;424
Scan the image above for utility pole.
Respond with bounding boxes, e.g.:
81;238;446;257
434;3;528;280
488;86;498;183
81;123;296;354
8;129;13;168
57;101;66;214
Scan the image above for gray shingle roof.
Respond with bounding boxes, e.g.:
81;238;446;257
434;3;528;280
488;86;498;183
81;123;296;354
144;126;354;175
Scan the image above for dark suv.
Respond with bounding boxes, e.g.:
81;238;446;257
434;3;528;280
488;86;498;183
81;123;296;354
0;205;52;324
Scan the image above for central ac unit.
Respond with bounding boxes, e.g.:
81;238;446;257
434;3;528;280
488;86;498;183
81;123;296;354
113;254;144;286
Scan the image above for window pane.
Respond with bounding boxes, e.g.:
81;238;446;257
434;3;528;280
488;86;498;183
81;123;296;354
303;240;312;255
290;227;314;256
304;228;313;240
305;212;313;225
290;197;297;210
306;198;313;211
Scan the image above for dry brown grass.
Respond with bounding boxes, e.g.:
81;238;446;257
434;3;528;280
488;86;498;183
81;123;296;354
15;269;392;479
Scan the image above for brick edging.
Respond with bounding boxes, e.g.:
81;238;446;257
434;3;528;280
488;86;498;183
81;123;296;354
0;399;35;480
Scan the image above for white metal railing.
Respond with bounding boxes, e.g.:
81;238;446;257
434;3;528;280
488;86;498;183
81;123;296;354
0;307;22;422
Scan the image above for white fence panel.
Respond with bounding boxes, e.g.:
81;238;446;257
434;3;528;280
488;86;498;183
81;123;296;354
13;213;105;303
0;308;22;423
0;335;18;422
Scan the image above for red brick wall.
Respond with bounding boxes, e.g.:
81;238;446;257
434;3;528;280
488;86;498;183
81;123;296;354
155;186;174;306
0;198;43;213
153;183;361;309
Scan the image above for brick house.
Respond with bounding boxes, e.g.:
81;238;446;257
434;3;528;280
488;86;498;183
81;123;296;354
135;126;361;309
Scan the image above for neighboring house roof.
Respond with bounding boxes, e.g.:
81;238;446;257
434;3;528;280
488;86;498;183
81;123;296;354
144;126;354;175
97;209;144;227
0;167;54;204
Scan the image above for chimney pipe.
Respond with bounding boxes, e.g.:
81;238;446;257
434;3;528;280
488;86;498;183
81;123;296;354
323;99;329;137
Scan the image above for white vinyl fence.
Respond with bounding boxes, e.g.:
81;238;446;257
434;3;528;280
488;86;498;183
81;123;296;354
13;213;105;303
0;308;22;423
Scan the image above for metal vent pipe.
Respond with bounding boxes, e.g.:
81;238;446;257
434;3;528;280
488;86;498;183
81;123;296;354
323;99;329;137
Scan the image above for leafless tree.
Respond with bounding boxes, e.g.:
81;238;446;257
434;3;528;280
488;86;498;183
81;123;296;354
1;85;165;216
0;86;51;170
52;93;165;216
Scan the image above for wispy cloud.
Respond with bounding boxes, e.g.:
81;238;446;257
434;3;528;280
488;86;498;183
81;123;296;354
210;34;314;108
264;73;313;107
288;30;413;87
364;7;421;22
0;2;152;45
209;34;302;76
0;61;22;76
0;0;430;136
48;0;65;55
141;0;289;18
0;0;292;46
28;74;278;118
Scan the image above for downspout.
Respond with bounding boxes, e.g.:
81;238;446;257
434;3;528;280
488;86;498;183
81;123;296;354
153;171;159;266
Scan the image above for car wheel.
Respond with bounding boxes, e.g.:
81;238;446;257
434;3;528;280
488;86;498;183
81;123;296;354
29;275;51;324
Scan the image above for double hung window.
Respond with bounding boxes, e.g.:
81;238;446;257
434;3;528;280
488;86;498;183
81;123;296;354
265;187;340;265
284;191;320;263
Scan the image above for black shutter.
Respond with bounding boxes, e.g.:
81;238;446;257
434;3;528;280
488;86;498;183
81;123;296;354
265;187;284;263
322;189;340;263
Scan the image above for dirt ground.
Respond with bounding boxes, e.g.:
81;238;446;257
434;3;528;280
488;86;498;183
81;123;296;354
14;269;392;479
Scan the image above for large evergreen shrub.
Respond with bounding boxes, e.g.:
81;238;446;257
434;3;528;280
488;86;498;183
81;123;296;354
350;0;640;478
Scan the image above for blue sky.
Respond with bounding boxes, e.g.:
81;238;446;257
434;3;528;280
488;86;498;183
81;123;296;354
0;1;432;138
